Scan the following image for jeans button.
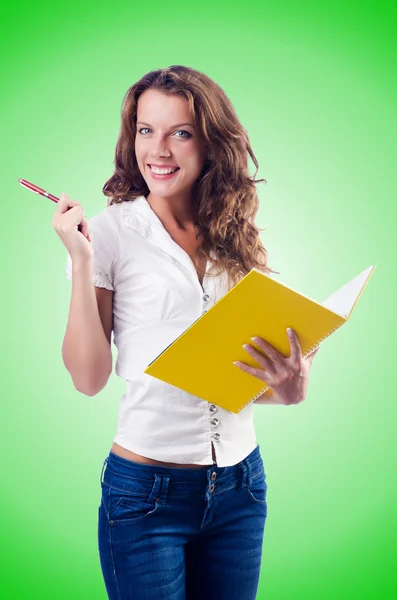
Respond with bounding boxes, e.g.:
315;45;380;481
211;471;217;481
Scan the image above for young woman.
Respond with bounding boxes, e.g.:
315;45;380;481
53;65;319;600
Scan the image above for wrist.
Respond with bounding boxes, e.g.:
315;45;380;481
71;256;93;272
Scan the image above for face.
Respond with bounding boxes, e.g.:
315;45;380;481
135;88;207;202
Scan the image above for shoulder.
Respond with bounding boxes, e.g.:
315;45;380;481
86;197;147;257
88;201;123;233
85;203;124;267
88;197;147;231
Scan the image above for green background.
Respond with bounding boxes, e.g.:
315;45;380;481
2;0;395;598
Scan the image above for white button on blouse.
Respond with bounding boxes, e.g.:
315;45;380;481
66;195;258;467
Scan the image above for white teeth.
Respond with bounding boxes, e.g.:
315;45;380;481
150;165;178;175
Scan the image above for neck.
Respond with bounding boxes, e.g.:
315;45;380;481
146;192;197;231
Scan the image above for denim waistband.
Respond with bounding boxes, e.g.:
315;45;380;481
100;444;265;499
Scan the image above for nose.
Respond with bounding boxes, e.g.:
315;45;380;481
149;135;172;159
150;148;171;159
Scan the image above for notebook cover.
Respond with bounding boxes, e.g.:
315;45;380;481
143;268;354;413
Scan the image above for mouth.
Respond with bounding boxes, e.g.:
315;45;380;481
147;164;180;180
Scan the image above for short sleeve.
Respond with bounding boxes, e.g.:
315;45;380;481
65;208;119;291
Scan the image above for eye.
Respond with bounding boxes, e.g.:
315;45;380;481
137;127;192;139
175;130;192;139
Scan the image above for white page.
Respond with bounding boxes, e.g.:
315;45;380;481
320;265;375;319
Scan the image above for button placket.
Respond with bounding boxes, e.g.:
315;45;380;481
209;403;220;442
202;292;210;315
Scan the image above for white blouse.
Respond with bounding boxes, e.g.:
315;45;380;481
66;195;258;467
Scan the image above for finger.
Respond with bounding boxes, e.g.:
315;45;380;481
286;328;303;364
63;205;85;227
80;215;91;239
76;213;91;241
243;343;275;372
233;361;270;383
54;205;84;233
55;192;81;215
250;336;284;364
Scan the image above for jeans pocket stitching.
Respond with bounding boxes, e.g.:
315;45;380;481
113;495;160;521
109;486;160;522
245;487;267;505
246;472;267;505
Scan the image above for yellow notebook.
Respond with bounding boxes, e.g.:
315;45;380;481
144;265;376;413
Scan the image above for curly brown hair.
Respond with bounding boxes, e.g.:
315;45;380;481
103;65;279;290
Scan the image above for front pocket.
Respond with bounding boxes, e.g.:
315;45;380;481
109;486;160;522
246;471;267;505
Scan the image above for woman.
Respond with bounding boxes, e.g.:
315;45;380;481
53;65;319;600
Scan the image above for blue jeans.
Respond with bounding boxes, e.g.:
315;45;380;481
98;444;267;599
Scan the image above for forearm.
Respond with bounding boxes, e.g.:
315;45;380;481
62;259;112;395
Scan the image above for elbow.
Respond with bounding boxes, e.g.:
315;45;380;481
62;349;113;397
75;385;100;397
73;370;112;397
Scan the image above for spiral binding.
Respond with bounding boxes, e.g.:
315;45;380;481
300;320;345;359
237;320;345;412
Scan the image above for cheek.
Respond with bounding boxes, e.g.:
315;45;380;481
134;146;146;172
134;139;141;160
182;148;204;172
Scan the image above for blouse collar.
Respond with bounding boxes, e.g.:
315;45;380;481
121;195;216;290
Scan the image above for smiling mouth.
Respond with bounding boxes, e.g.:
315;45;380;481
148;165;180;174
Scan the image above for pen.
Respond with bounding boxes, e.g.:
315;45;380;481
18;178;59;203
18;177;86;234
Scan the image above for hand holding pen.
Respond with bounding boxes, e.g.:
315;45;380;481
18;178;93;263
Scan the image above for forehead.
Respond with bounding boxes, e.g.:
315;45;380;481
137;89;192;122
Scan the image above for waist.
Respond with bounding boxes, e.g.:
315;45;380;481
110;442;215;468
101;444;263;491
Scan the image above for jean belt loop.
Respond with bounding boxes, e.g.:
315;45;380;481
100;456;109;485
159;474;171;504
245;457;253;489
237;461;247;491
150;474;170;505
149;474;163;504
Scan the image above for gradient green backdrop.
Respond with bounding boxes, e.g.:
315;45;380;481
2;0;395;598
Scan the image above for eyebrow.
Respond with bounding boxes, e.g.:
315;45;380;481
136;121;196;129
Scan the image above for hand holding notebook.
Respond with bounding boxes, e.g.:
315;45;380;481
144;265;376;413
234;326;320;406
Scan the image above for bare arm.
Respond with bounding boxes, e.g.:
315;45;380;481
62;258;113;396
